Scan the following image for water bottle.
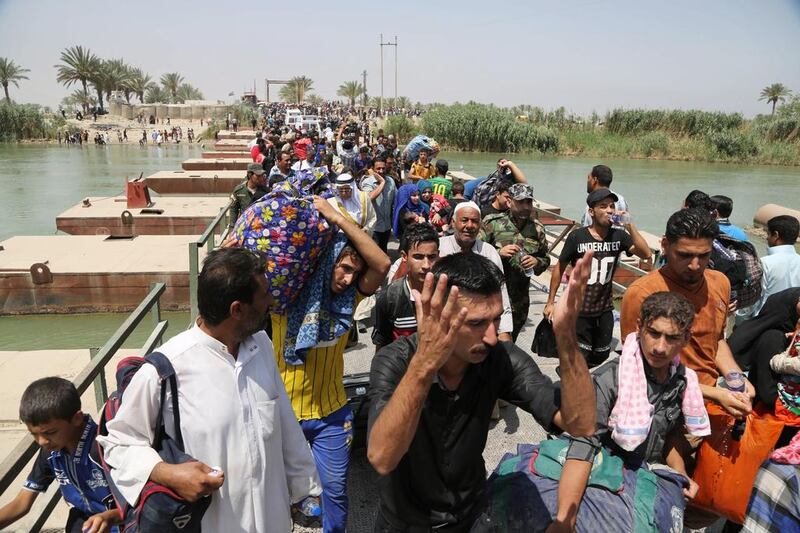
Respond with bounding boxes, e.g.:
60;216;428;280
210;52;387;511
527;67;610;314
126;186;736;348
516;250;535;278
610;212;632;226
298;496;321;518
725;371;747;441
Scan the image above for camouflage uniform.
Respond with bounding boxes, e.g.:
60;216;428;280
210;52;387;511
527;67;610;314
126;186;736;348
480;212;550;340
228;181;267;229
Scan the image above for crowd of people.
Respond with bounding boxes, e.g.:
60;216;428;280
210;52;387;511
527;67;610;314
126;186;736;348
2;109;800;533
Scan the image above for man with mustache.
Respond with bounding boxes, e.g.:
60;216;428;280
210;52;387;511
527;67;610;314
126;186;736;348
481;183;551;341
621;208;755;418
439;201;514;341
366;252;596;532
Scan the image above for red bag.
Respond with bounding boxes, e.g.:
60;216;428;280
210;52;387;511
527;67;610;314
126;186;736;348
691;403;784;524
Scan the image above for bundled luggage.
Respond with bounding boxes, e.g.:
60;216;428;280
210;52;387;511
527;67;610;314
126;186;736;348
231;169;335;314
402;135;440;162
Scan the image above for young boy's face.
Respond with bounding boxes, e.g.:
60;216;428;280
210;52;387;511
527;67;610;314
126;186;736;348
26;411;84;453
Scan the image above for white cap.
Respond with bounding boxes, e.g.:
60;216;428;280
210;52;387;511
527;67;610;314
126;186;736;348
452;201;480;218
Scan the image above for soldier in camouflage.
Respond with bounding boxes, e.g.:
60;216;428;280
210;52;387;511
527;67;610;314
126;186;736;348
228;163;268;229
480;183;550;341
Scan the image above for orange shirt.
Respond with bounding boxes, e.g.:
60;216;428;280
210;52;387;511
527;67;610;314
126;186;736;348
620;267;730;386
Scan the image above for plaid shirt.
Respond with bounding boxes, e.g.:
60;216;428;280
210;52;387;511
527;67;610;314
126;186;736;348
743;460;800;532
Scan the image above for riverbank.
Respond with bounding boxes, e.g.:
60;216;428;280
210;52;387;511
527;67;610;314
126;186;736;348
415;102;800;166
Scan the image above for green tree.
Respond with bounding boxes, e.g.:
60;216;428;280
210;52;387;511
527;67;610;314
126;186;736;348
175;83;203;103
760;83;792;114
88;59;120;112
145;85;170;104
0;57;30;102
55;45;100;113
306;93;324;106
160;72;184;103
279;76;314;104
127;68;154;104
337;81;364;106
100;59;132;104
62;89;96;112
395;96;411;110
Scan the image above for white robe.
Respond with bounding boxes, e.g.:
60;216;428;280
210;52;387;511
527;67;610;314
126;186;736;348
97;326;320;533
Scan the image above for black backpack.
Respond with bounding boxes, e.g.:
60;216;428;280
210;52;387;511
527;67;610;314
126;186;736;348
710;235;764;308
97;352;211;532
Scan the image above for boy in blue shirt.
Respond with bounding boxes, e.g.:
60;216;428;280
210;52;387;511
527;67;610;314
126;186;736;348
0;377;120;533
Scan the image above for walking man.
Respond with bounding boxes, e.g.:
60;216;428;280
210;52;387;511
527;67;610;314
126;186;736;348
621;208;755;417
228;163;268;229
272;198;390;532
481;183;550;340
367;252;596;532
98;248;321;533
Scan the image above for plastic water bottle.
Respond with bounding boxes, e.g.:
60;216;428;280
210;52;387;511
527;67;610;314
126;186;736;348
610;212;632;226
516;250;535;278
725;371;747;441
298;496;321;518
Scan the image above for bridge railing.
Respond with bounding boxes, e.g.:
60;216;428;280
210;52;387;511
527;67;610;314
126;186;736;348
0;283;168;532
188;200;234;322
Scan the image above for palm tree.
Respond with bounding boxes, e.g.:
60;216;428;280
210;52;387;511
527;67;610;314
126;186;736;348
160;72;184;103
337;81;364;106
0;57;30;102
175;83;203;103
55;46;100;112
306;94;323;106
759;83;792;114
145;85;170;104
127;68;154;104
279;76;314;104
101;59;132;104
395;96;411;110
88;60;114;112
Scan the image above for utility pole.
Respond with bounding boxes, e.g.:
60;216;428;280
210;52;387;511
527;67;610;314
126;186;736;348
361;70;368;107
379;34;398;116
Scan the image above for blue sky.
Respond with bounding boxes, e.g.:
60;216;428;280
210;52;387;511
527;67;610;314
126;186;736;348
1;0;798;116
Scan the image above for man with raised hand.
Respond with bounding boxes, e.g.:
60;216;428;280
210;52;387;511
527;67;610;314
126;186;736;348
367;251;596;532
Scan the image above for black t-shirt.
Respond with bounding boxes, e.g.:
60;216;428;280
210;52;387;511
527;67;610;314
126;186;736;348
480;203;504;220
372;278;417;347
368;334;559;529
559;226;634;316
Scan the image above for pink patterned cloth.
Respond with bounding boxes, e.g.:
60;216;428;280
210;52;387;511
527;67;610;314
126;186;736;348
609;333;710;451
771;430;800;464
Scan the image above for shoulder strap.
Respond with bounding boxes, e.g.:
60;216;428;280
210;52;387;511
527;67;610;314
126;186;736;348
144;352;184;451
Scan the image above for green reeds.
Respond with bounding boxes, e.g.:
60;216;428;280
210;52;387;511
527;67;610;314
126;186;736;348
0;102;65;141
422;103;559;153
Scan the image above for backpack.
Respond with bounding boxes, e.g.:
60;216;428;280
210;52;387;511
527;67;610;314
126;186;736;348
710;235;763;308
97;353;211;532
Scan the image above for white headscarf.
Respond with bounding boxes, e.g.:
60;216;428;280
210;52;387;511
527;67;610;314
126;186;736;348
335;173;362;222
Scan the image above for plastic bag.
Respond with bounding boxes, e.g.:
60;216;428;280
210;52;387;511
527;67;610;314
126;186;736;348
691;403;785;524
531;318;558;358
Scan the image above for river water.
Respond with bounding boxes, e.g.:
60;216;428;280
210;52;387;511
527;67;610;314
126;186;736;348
1;144;798;350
